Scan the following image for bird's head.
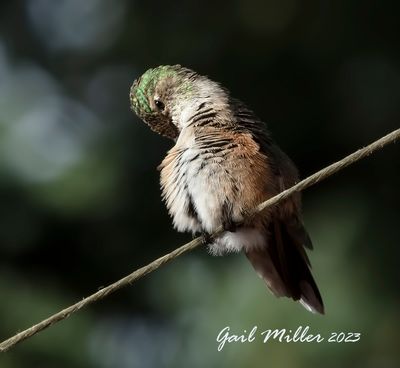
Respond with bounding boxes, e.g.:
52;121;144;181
130;65;201;140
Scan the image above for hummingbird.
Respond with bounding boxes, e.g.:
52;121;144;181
130;65;324;314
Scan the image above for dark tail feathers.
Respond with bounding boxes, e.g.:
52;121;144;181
245;219;324;314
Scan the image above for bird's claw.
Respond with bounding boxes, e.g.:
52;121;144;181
201;231;213;245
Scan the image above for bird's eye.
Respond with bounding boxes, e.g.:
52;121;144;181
154;99;165;111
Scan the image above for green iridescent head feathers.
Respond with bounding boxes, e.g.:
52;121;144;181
130;65;196;139
131;65;175;114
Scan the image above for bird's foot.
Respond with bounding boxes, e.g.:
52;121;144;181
201;231;213;246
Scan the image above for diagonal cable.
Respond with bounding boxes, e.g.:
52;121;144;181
0;128;399;353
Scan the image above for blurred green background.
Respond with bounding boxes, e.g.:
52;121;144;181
0;0;399;367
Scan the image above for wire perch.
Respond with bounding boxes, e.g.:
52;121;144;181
0;128;399;353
